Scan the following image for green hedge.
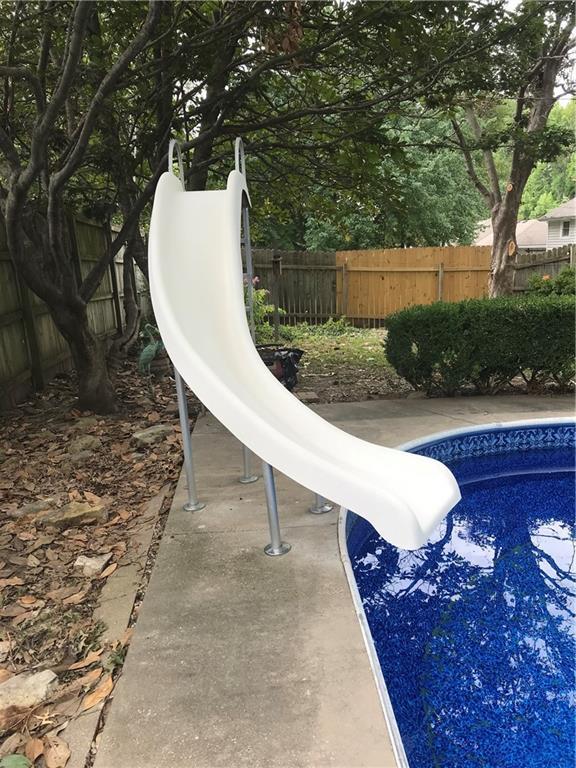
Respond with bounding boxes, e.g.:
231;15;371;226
384;296;575;396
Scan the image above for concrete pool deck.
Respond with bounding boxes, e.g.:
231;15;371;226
93;395;574;768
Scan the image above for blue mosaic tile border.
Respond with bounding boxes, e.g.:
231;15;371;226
409;422;575;464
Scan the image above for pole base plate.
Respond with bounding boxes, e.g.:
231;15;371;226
239;474;259;484
183;501;206;512
309;503;334;514
264;541;291;557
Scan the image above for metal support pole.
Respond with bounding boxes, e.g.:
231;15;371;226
168;141;204;513
174;368;205;512
309;493;333;515
242;204;256;339
240;445;258;484
236;137;258;483
262;463;291;556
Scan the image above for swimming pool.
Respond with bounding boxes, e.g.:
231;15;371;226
341;419;575;768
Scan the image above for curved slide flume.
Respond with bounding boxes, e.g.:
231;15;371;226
148;168;461;550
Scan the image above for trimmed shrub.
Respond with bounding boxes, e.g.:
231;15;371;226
384;296;575;396
527;266;575;296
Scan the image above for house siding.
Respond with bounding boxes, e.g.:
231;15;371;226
546;218;576;249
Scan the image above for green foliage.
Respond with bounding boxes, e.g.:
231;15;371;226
245;286;286;344
519;101;576;219
257;116;486;251
290;317;360;338
384;297;575;395
0;757;32;768
138;323;164;374
527;267;576;296
103;644;127;674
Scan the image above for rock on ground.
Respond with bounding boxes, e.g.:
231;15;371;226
14;498;57;518
0;670;58;730
67;435;102;455
297;390;320;403
36;500;108;530
133;424;173;447
74;553;112;577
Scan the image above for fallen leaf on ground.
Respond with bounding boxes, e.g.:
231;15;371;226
51;695;80;718
98;563;117;580
43;735;70;768
12;610;39;627
68;648;103;670
0;669;13;683
80;674;113;712
24;737;44;762
17;595;38;607
16;532;36;542
0;732;26;757
45;586;78;602
0;577;24;589
62;591;87;606
119;628;133;647
83;492;101;505
76;667;102;689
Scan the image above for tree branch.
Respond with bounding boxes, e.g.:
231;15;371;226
51;0;161;196
464;105;501;205
450;119;492;206
16;0;92;197
0;125;20;172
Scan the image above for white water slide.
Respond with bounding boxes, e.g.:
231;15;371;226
148;160;461;550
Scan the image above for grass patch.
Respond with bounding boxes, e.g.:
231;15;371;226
290;325;389;372
259;318;408;402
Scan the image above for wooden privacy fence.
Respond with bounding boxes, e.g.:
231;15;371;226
253;246;492;326
513;244;575;292
0;217;147;408
252;250;338;323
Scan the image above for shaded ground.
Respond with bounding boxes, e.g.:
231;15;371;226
286;326;411;402
0;362;196;763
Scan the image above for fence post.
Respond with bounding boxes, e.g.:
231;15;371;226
342;261;349;317
271;251;282;343
106;221;124;335
437;262;444;301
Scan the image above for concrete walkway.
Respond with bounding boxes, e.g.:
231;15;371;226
93;396;573;768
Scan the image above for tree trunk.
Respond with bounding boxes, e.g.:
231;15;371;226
51;301;117;413
108;247;141;367
489;198;519;297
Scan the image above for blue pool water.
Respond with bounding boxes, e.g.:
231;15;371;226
347;422;576;768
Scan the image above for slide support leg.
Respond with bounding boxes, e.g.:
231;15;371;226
239;445;259;484
262;463;291;557
309;493;334;515
174;369;205;512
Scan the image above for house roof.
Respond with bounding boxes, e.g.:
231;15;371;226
473;218;547;248
539;197;576;221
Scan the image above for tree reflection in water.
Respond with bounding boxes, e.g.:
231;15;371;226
352;445;575;768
